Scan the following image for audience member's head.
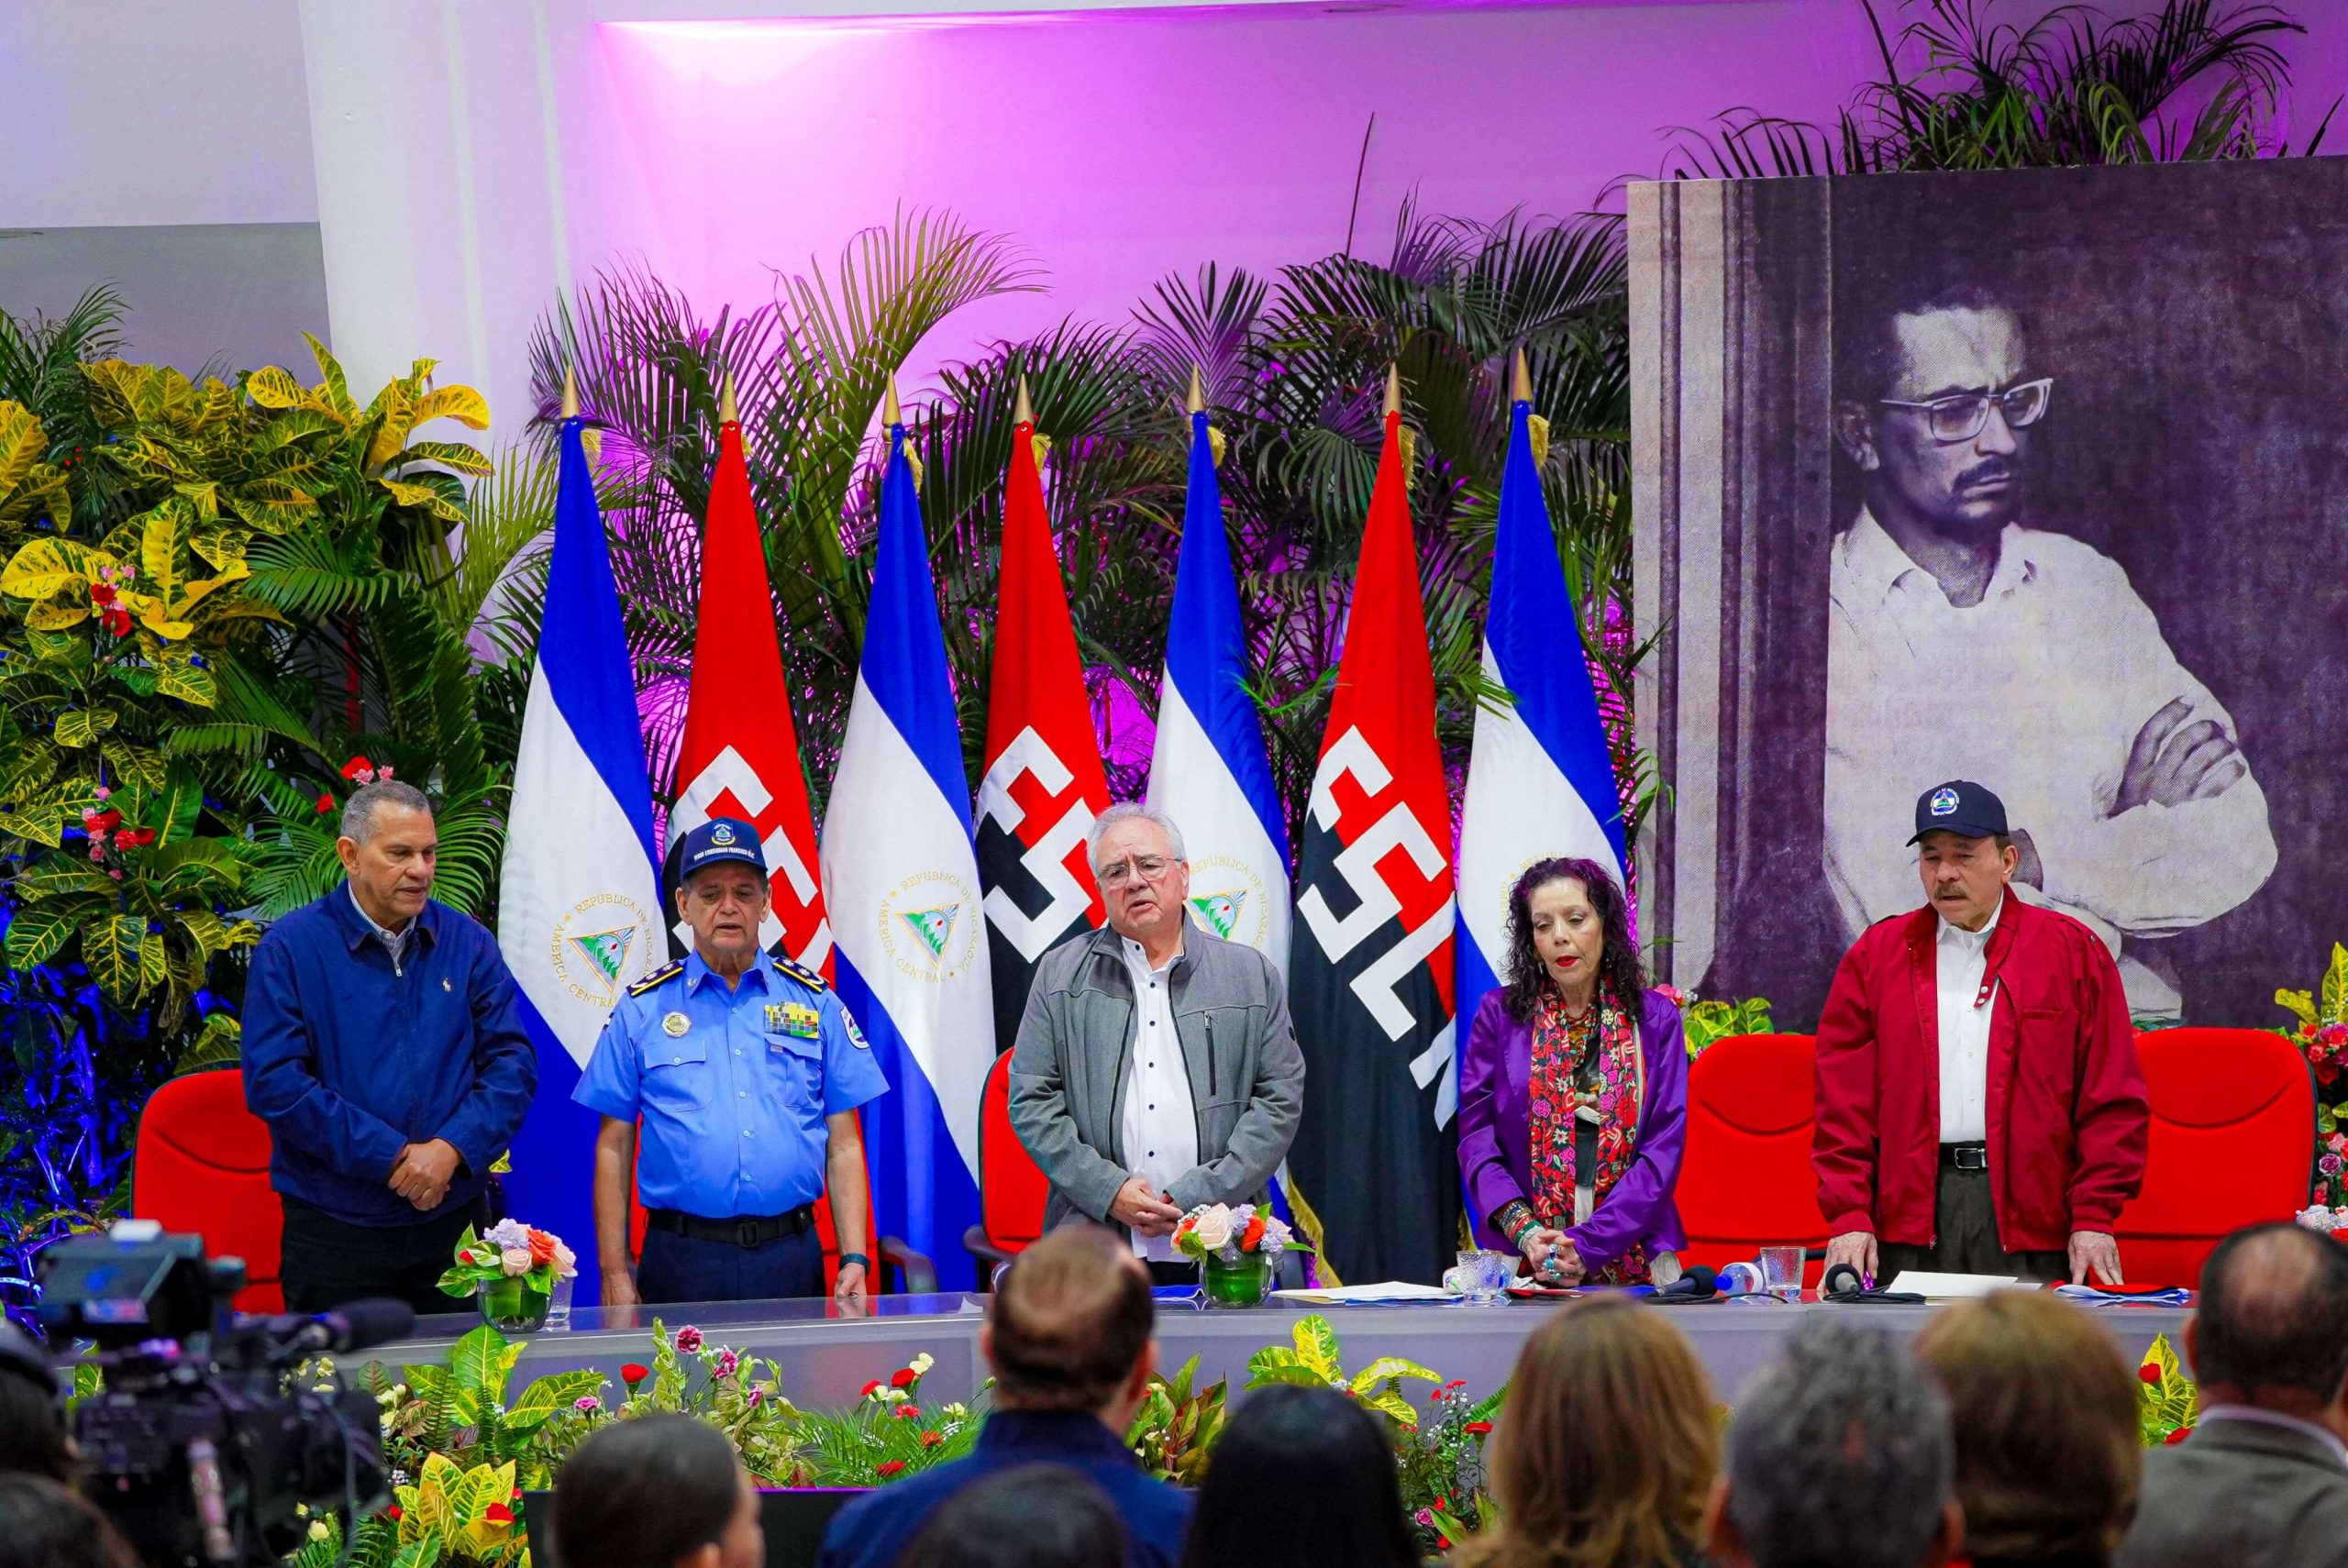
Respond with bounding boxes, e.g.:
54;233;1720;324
1711;1320;1961;1568
1180;1386;1414;1568
1914;1291;2139;1566
1459;1295;1717;1568
0;1475;141;1568
984;1226;1157;1429
550;1414;762;1568
2187;1220;2348;1423
0;1323;72;1485
897;1464;1128;1568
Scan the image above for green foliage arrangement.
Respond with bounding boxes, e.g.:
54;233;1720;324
1675;993;1778;1060
2136;1331;2199;1447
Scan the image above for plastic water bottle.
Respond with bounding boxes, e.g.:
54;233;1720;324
1717;1261;1765;1297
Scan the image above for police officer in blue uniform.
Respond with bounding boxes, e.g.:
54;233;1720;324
576;817;889;1306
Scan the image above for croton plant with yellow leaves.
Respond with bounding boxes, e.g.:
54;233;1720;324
0;333;493;1026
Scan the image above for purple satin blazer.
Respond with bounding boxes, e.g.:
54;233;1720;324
1456;987;1689;1268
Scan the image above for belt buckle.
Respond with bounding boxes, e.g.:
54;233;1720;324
1954;1145;1988;1171
736;1219;762;1248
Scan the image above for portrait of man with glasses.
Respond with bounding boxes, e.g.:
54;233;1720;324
1821;278;2277;1021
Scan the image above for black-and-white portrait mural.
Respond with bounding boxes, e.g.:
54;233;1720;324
1631;159;2348;1029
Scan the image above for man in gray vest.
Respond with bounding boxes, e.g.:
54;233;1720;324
1008;802;1305;1285
2120;1222;2348;1568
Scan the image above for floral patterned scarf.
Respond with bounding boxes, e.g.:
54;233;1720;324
1526;983;1650;1286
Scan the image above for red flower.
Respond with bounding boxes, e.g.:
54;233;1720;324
860;1380;885;1398
876;1461;907;1478
890;1366;920;1388
341;756;375;782
621;1364;650;1386
100;607;132;637
919;1431;944;1448
315;792;334;814
1240;1216;1267;1251
88;582;116;607
483;1503;514;1526
90;809;121;834
2139;1364;2162;1386
892;1405;923;1420
458;1250;477;1265
1437;1540;1452;1551
1464;1421;1493;1435
2164;1427;2189;1445
528;1231;557;1265
114;826;154;849
382;1505;402;1521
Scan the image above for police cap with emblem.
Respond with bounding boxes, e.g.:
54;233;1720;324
672;816;768;887
1908;778;2009;845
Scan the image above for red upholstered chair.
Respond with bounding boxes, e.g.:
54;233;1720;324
1677;1033;1832;1289
963;1048;1050;1287
130;1069;284;1313
2114;1026;2315;1288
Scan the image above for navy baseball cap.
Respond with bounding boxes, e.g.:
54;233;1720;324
1908;779;2009;845
672;817;767;881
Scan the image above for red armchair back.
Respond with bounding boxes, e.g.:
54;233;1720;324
1678;1033;1832;1287
131;1069;283;1312
2114;1026;2315;1288
964;1049;1050;1281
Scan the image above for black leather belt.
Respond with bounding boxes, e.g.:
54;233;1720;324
648;1206;814;1248
1941;1143;1989;1171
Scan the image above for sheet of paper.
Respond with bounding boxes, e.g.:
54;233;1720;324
1885;1271;2018;1299
1271;1282;1456;1304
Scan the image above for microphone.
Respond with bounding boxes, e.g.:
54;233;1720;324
1821;1263;1923;1305
1648;1264;1719;1304
244;1298;418;1354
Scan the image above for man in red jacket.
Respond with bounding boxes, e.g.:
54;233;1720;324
1815;779;2148;1286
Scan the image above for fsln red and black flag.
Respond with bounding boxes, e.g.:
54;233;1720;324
976;383;1111;1050
1288;370;1459;1286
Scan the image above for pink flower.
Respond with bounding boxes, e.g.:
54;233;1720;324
92;786;110;801
674;1326;704;1353
499;1246;532;1275
573;1396;601;1413
713;1350;739;1380
1655;983;1689;1009
892;1404;923;1420
746;1388;765;1408
2320;1154;2342;1176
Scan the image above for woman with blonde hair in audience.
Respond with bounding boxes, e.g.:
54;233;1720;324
1914;1290;2141;1568
1454;1295;1716;1568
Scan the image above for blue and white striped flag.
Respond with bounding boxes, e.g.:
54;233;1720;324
495;409;664;1304
1145;402;1291;975
1456;376;1629;1026
822;410;996;1290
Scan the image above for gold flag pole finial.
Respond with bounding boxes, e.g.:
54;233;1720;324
560;364;579;421
1511;348;1532;404
1186;364;1205;415
882;374;903;428
719;371;738;426
1382;362;1401;417
1013;374;1035;427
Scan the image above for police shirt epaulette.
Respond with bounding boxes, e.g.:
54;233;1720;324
626;959;685;998
776;955;829;992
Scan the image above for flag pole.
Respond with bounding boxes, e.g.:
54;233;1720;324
882;373;902;428
561;364;579;420
719;370;738;427
1013;373;1034;427
1511;347;1531;404
1186;364;1205;416
1383;362;1401;417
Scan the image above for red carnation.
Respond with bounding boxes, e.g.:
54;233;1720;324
315;792;334;814
91;809;121;834
2139;1364;2162;1386
341;756;374;782
892;1405;923;1420
876;1461;907;1478
483;1503;514;1526
382;1505;402;1521
102;607;132;637
860;1380;885;1398
1465;1421;1493;1435
891;1366;920;1388
621;1364;650;1386
2164;1427;2189;1445
89;582;116;607
1240;1216;1267;1250
919;1431;944;1448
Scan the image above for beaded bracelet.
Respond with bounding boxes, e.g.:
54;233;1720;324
1495;1200;1539;1249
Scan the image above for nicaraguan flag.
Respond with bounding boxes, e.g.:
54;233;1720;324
495;411;664;1304
1145;403;1291;976
822;413;996;1290
1456;381;1629;1030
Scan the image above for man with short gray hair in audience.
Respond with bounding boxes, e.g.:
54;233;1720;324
1710;1319;1966;1568
2120;1221;2348;1568
1008;801;1305;1285
243;778;537;1312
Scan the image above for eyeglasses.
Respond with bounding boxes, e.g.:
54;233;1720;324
1877;378;2054;444
1095;855;1173;889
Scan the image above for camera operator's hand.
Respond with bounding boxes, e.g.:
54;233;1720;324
389;1139;461;1210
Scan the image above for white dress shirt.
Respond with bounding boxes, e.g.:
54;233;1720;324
1824;509;2276;1020
1936;898;2001;1143
1117;934;1198;1262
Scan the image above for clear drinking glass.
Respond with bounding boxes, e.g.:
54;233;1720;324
1456;1249;1512;1305
546;1271;574;1330
1757;1246;1804;1302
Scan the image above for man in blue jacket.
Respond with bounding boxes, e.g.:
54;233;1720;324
817;1226;1192;1568
242;778;537;1313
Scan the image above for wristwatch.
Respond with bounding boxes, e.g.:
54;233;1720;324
838;1252;871;1272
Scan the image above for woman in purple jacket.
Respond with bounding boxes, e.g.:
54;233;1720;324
1457;856;1688;1286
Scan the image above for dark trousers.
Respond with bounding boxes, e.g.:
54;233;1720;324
1878;1165;2067;1283
637;1225;825;1304
280;1195;488;1316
